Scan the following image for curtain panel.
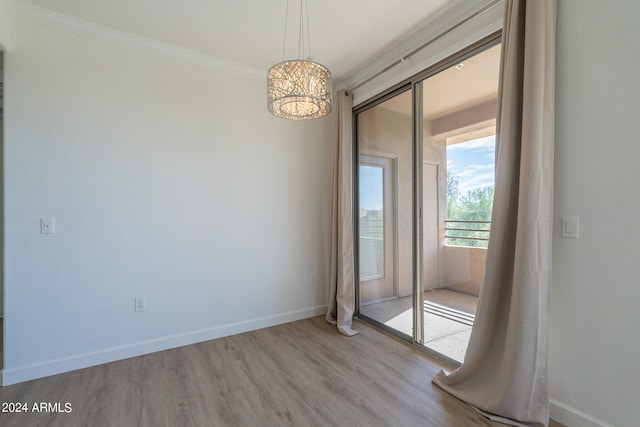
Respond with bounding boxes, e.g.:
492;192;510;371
326;90;359;337
433;1;557;426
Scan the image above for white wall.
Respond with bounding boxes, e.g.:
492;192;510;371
0;0;10;49
2;13;333;384
550;1;640;426
0;54;3;319
0;0;8;320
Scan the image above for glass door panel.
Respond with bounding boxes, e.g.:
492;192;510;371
419;43;501;362
359;159;394;301
357;88;414;339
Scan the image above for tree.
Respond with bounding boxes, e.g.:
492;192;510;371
446;170;494;247
457;186;494;221
447;170;460;219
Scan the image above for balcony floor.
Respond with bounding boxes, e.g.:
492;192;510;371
360;289;478;363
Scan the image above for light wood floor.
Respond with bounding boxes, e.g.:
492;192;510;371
0;316;563;426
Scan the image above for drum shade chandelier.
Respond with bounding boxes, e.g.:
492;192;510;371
267;0;332;120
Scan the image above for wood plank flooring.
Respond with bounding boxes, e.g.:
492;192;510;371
0;316;563;426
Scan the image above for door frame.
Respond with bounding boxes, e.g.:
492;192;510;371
358;152;398;304
353;33;501;351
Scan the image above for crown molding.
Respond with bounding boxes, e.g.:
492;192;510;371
6;0;266;80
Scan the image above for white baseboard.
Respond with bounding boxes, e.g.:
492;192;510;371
550;398;613;427
1;305;327;386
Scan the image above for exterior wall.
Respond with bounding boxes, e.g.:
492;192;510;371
422;119;446;291
442;246;485;295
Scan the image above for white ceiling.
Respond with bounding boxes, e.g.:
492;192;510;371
12;0;482;82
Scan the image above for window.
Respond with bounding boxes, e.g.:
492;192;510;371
445;134;495;247
359;164;385;281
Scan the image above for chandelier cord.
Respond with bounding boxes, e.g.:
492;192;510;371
305;0;311;59
283;0;313;61
297;0;304;59
281;0;289;61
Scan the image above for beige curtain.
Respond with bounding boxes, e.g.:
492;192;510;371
325;90;359;336
433;1;556;426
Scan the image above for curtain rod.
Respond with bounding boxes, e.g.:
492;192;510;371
349;0;503;92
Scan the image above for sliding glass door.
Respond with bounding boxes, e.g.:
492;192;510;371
355;37;501;363
356;87;417;340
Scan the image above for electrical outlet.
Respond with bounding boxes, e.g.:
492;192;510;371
561;216;580;238
134;298;146;312
311;274;318;286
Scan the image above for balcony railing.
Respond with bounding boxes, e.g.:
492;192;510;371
445;219;491;247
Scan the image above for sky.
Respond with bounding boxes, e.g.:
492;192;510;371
359;134;495;211
360;165;383;211
447;134;495;195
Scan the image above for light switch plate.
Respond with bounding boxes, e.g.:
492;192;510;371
41;218;55;234
561;217;579;238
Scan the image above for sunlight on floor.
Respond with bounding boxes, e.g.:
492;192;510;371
360;289;477;363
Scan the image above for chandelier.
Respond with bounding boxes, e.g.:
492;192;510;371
267;0;332;120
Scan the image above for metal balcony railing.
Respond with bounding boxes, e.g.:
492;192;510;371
445;219;491;247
